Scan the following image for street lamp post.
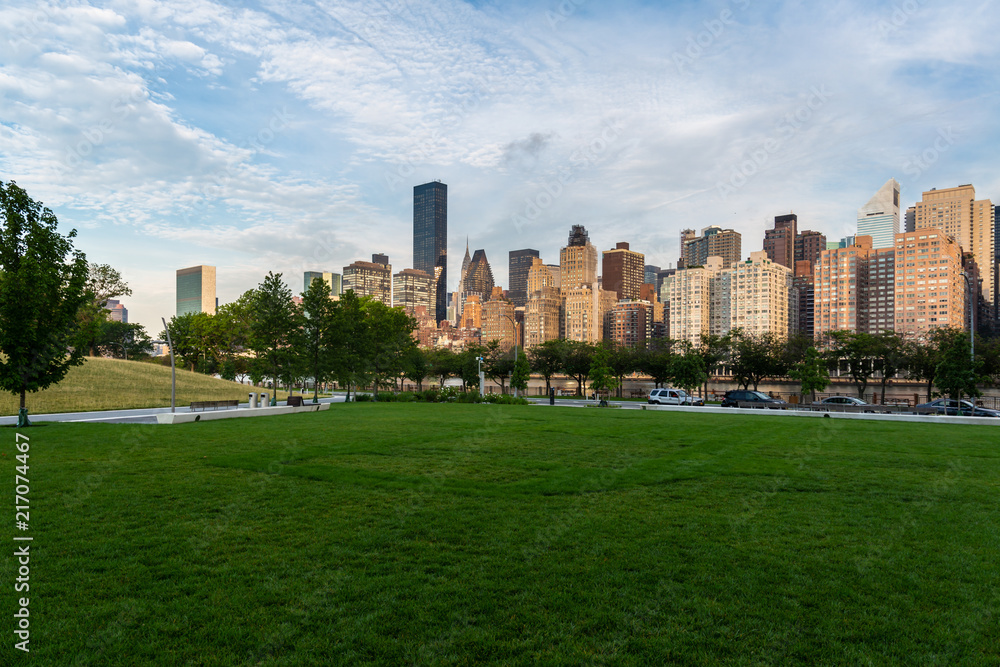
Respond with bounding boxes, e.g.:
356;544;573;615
476;356;484;398
108;341;127;361
159;317;176;413
500;312;520;397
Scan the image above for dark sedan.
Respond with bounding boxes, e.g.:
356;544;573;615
913;398;1000;417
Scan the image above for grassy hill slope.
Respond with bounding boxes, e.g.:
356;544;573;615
0;357;258;415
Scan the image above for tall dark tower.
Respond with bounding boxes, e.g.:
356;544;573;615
508;249;540;307
413;181;448;323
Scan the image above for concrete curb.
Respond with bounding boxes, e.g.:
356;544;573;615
638;403;999;426
156;403;330;424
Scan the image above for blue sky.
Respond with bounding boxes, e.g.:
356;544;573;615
2;0;998;332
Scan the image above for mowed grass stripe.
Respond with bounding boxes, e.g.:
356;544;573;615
3;404;998;665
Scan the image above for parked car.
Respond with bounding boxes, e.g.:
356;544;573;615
647;388;704;406
913;398;1000;417
721;390;786;408
818;396;870;407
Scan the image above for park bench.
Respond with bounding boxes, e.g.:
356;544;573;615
189;399;240;412
286;395;304;407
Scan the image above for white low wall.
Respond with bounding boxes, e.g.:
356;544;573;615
156;403;329;424
638;403;999;426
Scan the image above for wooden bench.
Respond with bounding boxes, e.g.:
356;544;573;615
286;395;304;407
190;399;240;412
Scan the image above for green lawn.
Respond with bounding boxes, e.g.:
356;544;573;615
3;405;998;665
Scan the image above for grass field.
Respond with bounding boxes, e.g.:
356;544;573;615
0;357;293;416
2;404;998;664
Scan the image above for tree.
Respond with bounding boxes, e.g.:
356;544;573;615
934;329;980;401
458;345;484;393
510;347;530;394
364;300;417;397
0;181;90;425
606;342;639;398
483;339;515;394
76;263;133;356
529;339;567;395
330;290;370;401
697;333;728;400
905;336;941;402
639;339;674;388
825;330;877;399
671;345;708;397
871;331;907;404
588;343;619;400
427;348;458;390
97;321;153;360
562;340;595;396
301;276;336;403
161;313;205;372
789;346;829;403
726;329;786;391
403;347;429;391
248;272;301;404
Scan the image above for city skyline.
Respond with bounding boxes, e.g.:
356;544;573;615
2;0;999;332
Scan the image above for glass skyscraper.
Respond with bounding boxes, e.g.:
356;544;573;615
176;265;216;317
413;181;448;323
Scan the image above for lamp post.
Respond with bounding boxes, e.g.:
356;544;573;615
159;317;176;413
108;341;127;361
476;355;484;397
500;312;519;397
961;272;975;362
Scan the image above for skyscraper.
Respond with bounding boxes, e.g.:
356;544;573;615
463;249;495;301
413;181;447;322
508;249;540;307
682;226;741;267
856;178;901;249
764;214;797;268
915;184;995;319
176;265;216;317
303;271;341;297
343;260;392;306
601;242;645;300
560;225;598;288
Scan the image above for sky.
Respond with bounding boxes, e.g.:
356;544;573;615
2;0;999;333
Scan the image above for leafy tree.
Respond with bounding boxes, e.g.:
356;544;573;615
871;331;908;404
403;346;429;391
330;290;370;401
161;313;205;372
483;339;515;394
789;346;829;403
606;342;639;398
458;345;484;393
588;343;619;399
934;329;980;401
97;320;153;360
561;340;594;396
365;300;416;397
529;339;567;395
825;330;877;399
697;333;728;400
904;337;940;402
670;344;708;397
301;276;336;403
248;272;301;404
726;329;786;391
77;263;133;356
510;347;530;394
0;181;90;425
639;339;674;388
427;348;458;389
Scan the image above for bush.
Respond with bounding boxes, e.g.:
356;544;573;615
483;393;530;405
420;389;440;403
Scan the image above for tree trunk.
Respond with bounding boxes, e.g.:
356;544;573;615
20;388;26;410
